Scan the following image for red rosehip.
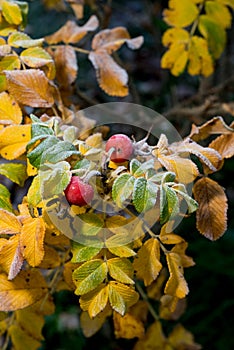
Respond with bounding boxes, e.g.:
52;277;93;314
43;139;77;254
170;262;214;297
105;134;134;163
64;176;94;206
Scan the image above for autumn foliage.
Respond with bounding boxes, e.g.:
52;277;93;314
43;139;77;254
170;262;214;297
0;0;234;349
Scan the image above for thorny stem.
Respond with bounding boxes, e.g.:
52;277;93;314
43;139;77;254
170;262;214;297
136;281;159;321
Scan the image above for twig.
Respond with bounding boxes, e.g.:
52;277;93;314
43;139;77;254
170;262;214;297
136;281;159;321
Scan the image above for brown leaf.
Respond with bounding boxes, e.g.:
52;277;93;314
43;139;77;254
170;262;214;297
159;295;186;320
193;177;228;240
20;217;46;267
91;27;143;53
0;270;48;311
89;50;128;96
67;0;84;19
209;132;234;159
4;69;55;108
171;242;195;268
53;45;78;87
189;116;234;142
45;16;99;44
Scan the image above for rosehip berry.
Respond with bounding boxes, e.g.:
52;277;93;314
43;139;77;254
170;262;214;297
105;134;134;163
64;176;94;206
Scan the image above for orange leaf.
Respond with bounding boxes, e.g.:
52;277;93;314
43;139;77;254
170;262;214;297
20;217;46;267
4;69;55;108
0;91;22;125
133;238;162;286
0;124;31;160
165;252;189;298
193;177;228;240
52;45;78;87
209;132;234;159
45;16;98;44
0;209;21;234
0;270;48;311
89;50;128;96
0;235;24;280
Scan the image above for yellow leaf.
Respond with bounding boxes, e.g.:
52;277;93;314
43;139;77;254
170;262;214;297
0;91;22;125
80;306;112;337
2;0;22;25
108;281;139;315
0;270;48;311
168;324;202;349
30;294;55;316
161;43;188;76
20;47;55;79
0;55;21;72
27;158;37;175
188;36;214;76
163;0;199;27
9;324;42;350
8;32;44;48
113;311;145;339
4;69;55;108
0;235;24;280
133;321;168;350
45;16;99;44
89;50;128;96
20;216;46;267
79;283;109;318
51;45;77;86
193;177;228;240
38;245;60;269
73;259;108;295
171;241;195;268
209;132;234;159
107;257;134;285
0;209;21;234
0;124;31;160
162;27;189;47
147;268;168;301
85;132;103;148
165;252;189;298
159;225;184;245
133;238;162;286
15;308;45;341
63;261;80;290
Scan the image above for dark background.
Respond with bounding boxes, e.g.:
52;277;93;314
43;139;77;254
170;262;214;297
22;0;234;348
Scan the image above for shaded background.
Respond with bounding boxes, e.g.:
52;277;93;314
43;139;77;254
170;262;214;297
19;0;234;348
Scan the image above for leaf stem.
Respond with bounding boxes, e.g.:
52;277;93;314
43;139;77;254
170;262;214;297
136;281;159;321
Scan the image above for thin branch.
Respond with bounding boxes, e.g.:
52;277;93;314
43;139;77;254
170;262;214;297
136;281;159;321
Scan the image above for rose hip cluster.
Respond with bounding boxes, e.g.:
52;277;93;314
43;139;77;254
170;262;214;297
64;134;136;206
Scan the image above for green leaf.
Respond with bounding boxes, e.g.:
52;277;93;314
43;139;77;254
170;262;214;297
73;259;108;295
107;258;134;284
27;175;42;207
0;162;27;186
0;184;13;212
112;173;135;208
173;187;198;213
106;234;136;257
27;136;59;168
15;1;28;29
71;242;102;263
160;185;179;224
20;47;53;68
27;117;54;150
39;161;71;198
133;178;158;213
40;141;80;165
77;213;104;237
198;15;226;59
133;159;155;177
129;159;141;175
73;159;91;170
161;171;176;184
